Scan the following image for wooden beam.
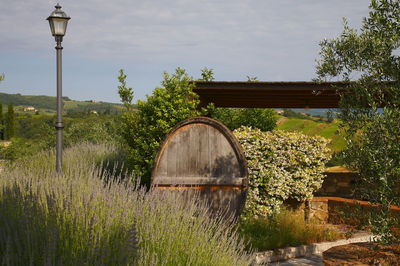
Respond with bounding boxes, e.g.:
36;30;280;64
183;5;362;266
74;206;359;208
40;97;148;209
193;81;347;108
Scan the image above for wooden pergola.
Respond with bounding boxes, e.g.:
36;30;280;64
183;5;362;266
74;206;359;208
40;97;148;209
193;81;349;108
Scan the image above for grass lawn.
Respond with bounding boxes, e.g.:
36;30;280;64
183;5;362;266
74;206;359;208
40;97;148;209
277;117;346;152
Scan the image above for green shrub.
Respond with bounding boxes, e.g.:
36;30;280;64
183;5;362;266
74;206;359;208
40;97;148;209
4;114;120;162
0;138;43;161
120;68;201;186
239;209;343;251
209;107;277;131
0;143;251;265
234;127;331;217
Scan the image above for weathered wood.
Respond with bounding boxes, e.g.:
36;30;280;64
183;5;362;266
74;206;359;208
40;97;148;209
152;117;248;217
153;177;246;186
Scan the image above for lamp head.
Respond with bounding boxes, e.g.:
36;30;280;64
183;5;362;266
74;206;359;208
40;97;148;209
47;3;70;38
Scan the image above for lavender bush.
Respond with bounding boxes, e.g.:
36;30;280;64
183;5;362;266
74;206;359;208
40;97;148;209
0;143;252;265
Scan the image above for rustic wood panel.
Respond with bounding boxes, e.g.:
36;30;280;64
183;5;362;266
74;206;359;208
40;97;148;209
198;124;209;177
152;117;248;217
166;134;177;177
155;121;244;180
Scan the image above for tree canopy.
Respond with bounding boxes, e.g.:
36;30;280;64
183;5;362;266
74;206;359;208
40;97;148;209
316;0;400;244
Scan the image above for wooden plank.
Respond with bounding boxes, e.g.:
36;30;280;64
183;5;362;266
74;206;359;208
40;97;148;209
153;177;246;186
198;124;210;177
154;146;168;177
218;134;240;178
176;126;190;177
187;125;199;177
166;133;177;177
208;126;218;178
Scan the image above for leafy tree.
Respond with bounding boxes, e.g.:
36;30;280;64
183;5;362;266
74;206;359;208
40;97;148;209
5;103;15;140
282;109;302;119
117;69;134;112
326;110;334;123
0;73;4;82
316;0;400;244
199;67;215;81
209;107;277;131
120;68;201;186
63;116;119;147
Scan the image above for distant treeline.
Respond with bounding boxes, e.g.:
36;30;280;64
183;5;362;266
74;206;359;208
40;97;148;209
65;103;124;115
0;92;124;113
0;93;59;110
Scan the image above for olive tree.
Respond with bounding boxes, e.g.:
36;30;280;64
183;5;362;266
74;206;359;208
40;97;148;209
316;0;400;243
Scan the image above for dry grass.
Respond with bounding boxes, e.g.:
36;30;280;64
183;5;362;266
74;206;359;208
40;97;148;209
239;209;344;251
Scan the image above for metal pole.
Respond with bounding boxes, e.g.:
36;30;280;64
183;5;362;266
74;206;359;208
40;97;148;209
55;36;64;175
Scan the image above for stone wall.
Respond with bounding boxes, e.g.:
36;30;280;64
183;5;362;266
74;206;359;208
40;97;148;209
316;166;358;198
302;197;400;224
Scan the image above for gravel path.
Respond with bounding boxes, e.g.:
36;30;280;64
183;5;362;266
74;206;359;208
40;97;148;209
268;255;323;266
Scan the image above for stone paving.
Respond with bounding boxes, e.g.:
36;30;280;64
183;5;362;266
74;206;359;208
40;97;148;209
268;255;323;266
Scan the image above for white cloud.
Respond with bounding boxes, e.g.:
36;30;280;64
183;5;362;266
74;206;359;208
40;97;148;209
0;0;371;101
1;0;370;61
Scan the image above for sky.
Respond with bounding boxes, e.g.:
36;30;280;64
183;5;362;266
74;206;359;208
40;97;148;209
0;0;371;103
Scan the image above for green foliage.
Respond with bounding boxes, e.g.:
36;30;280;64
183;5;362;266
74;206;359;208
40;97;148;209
276;116;345;153
239;209;343;251
64;102;123;115
316;0;400;244
1;114;120;162
0;138;42;161
117;69;134;111
326;110;334;123
199;67;215;81
0;92;122;114
0;143;251;265
63;115;120;147
120;68;201;186
4;103;15;140
0;73;4;82
0;93;58;110
234;127;331;217
343;109;400;242
209;107;277;131
246;76;259;82
282;109;311;120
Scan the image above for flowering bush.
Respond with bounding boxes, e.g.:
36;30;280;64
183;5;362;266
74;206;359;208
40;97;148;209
234;127;331;217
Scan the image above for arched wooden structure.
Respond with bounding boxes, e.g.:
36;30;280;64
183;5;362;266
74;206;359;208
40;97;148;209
152;117;248;217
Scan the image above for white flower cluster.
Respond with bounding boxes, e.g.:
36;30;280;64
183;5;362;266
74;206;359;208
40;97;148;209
234;127;331;218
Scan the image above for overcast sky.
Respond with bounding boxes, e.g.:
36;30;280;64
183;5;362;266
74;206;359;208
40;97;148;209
0;0;371;103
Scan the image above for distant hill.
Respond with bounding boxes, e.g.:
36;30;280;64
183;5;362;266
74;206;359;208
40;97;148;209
291;108;338;117
0;92;123;114
275;108;338;118
276;116;345;152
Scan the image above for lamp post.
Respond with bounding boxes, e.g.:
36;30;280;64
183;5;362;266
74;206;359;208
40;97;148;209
47;4;70;174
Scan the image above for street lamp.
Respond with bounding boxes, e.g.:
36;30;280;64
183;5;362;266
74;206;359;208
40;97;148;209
47;3;70;174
